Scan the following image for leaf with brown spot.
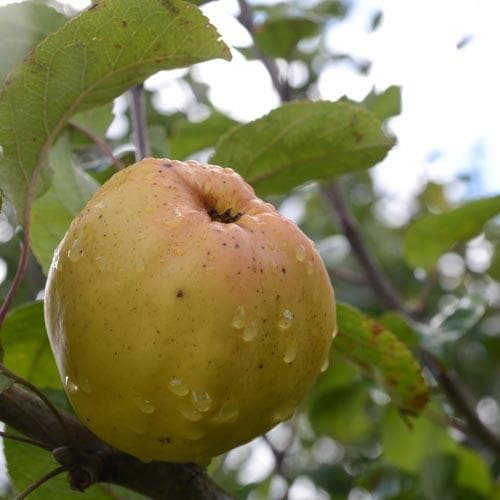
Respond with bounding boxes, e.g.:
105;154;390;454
334;303;429;415
0;0;230;221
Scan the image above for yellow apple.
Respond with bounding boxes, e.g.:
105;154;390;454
44;158;336;464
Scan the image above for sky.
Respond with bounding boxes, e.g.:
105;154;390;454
0;0;499;497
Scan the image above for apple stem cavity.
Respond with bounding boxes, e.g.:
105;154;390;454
207;208;243;224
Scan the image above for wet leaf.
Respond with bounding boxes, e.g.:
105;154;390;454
334;303;429;414
212;100;394;197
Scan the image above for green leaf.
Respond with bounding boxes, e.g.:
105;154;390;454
0;2;67;84
254;17;319;59
334;303;429;414
5;438;111;499
170;112;239;159
70;102;115;143
420;453;458;500
404;195;500;269
382;408;493;496
312;0;349;18
370;10;383;31
361;85;401;121
309;382;373;443
488;246;500;280
2;302;61;389
212;100;394;197
0;0;231;220
31;134;99;274
377;311;419;347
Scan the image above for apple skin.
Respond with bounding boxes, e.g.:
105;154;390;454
44;158;336;464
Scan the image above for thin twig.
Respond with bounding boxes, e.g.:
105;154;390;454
15;465;68;500
322;179;416;317
237;0;290;102
68;121;125;170
417;347;500;457
129;84;150;160
0;364;72;447
0;430;50;450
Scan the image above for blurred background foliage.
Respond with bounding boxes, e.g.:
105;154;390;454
0;0;499;499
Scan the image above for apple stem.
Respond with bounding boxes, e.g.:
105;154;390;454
129;83;150;161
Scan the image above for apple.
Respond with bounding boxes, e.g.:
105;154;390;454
44;158;336;464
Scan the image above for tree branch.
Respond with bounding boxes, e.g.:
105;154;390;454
0;383;233;499
322;179;416;317
129;84;150;161
417;347;500;457
237;0;291;102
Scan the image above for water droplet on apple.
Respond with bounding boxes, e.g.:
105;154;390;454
191;391;212;412
212;401;239;424
232;306;246;329
183;427;205;441
64;376;79;394
306;260;314;275
136;399;156;414
169;377;189;397
67;239;83;262
95;255;106;272
295;244;306;262
78;377;92;394
241;319;258;342
273;399;298;423
332;324;338;339
53;247;63;271
165;208;184;228
278;309;294;330
283;345;296;363
320;356;330;373
179;405;203;422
